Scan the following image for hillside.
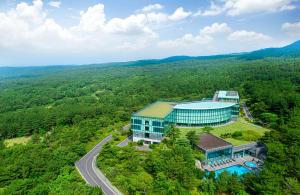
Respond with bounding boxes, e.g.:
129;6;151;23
1;40;299;81
0;43;299;194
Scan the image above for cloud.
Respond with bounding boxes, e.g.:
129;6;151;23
157;23;276;57
282;22;300;37
0;1;160;62
228;30;272;42
76;3;106;32
158;23;230;49
141;4;163;12
0;1;284;66
200;22;232;35
168;7;192;21
146;12;168;23
194;2;225;16
196;0;297;16
48;1;61;8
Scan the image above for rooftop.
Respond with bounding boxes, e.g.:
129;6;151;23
217;90;239;99
198;133;232;151
134;101;176;118
174;101;236;110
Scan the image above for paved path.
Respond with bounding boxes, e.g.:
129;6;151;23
75;134;123;195
242;103;253;121
117;135;132;147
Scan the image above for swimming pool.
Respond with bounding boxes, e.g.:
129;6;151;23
214;165;251;177
244;161;257;168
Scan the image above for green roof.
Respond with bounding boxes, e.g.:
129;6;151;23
134;101;176;118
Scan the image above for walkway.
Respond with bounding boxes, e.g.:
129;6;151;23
75;134;123;195
242;103;253;121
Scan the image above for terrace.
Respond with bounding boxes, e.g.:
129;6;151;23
202;155;264;176
194;132;265;176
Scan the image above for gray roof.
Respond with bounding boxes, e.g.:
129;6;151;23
217;90;239;99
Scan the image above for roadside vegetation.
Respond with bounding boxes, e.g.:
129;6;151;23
0;57;299;194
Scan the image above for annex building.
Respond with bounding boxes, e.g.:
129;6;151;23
131;90;239;144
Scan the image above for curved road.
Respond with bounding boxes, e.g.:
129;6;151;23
75;134;122;195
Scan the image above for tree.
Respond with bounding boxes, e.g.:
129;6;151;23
165;125;180;146
186;130;198;148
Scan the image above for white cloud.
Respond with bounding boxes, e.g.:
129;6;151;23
141;4;163;12
158;33;213;49
194;2;225;16
48;1;61;8
196;0;297;16
282;22;300;37
0;1;159;61
158;23;230;49
0;1;284;66
168;7;192;21
106;14;156;36
200;22;232;35
228;30;272;42
157;23;277;57
146;12;169;23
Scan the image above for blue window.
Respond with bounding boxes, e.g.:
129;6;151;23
152;121;161;126
153;127;163;133
132;125;141;130
133;119;142;125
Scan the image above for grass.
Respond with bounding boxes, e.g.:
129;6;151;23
179;118;270;146
135;101;176;118
4;136;32;147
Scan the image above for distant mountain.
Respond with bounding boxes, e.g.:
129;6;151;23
1;40;299;79
239;40;300;60
126;40;300;65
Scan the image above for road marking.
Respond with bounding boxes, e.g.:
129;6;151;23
75;134;122;195
92;155;121;194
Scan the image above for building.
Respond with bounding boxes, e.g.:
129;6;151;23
214;90;240;103
131;101;176;144
131;90;240;144
197;133;233;164
166;101;239;126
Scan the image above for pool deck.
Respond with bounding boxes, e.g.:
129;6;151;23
202;155;262;172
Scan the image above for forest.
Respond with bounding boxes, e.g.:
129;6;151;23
0;56;299;194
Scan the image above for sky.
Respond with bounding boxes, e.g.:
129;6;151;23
0;0;299;66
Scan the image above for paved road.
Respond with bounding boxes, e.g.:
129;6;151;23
117;135;132;147
75;135;122;195
242;103;253;120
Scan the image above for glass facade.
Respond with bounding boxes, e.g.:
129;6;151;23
131;116;165;142
165;104;239;126
131;98;239;144
207;148;232;162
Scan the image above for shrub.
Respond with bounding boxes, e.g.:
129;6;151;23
220;133;232;138
137;140;144;146
232;131;243;138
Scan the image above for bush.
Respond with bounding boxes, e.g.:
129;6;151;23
232;131;243;138
137;140;144;146
220;133;232;138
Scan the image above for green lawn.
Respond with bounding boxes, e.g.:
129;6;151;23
179;118;270;146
